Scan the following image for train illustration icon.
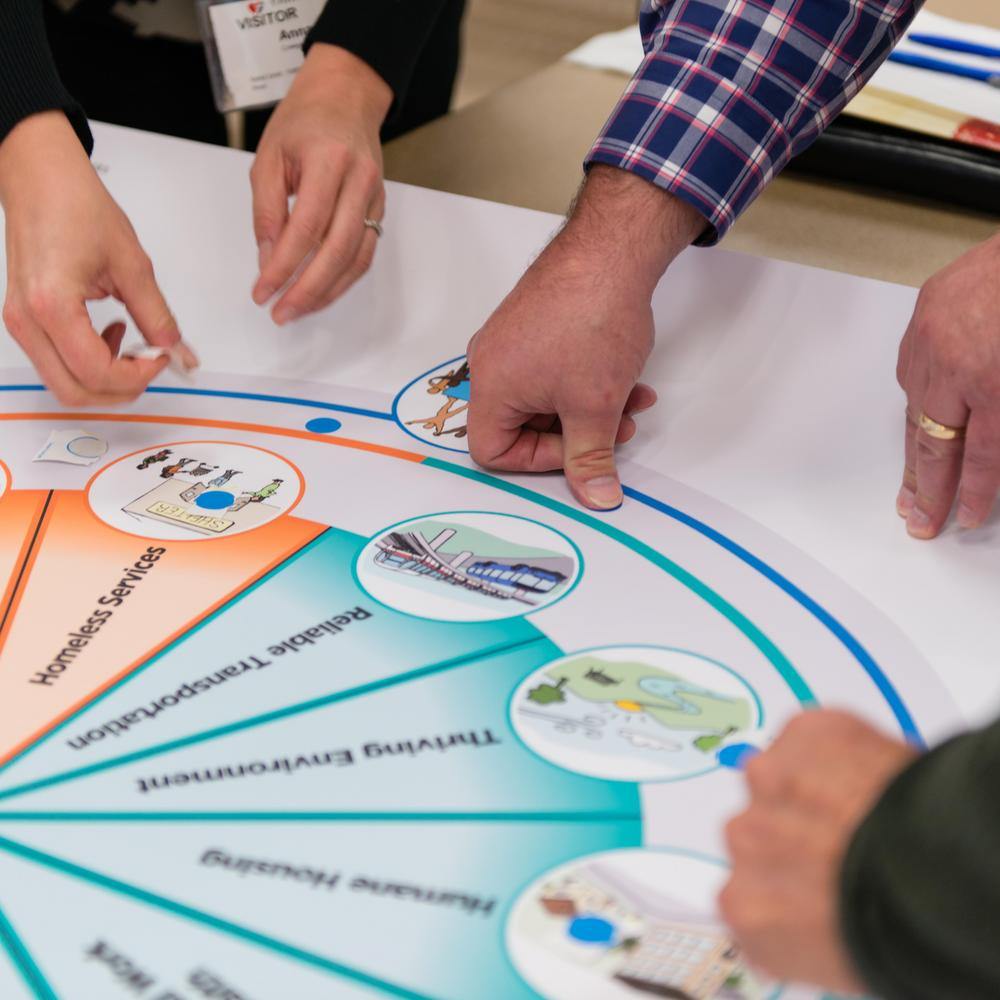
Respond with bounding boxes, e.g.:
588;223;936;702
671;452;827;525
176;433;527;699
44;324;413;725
374;526;566;607
358;512;580;622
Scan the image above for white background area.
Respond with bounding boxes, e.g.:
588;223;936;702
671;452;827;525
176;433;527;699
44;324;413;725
0;122;997;731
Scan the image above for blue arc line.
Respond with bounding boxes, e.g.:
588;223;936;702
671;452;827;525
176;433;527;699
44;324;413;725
0;384;393;421
0;834;430;1000
0;898;57;999
622;486;923;747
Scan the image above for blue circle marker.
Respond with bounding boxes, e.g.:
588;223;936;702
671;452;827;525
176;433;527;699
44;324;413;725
717;742;760;770
306;417;342;434
567;916;616;944
196;491;235;510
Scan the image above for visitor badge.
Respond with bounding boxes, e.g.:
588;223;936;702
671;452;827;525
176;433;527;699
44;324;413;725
197;0;325;112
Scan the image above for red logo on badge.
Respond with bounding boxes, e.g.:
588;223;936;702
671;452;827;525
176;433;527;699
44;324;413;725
247;1;263;12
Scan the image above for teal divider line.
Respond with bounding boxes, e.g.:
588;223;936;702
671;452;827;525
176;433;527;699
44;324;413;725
0;899;57;1000
0;810;640;824
0;834;428;1000
0;635;547;805
423;458;815;704
0;529;334;780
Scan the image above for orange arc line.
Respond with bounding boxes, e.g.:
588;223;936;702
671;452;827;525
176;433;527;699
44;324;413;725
0;522;328;769
0;413;426;463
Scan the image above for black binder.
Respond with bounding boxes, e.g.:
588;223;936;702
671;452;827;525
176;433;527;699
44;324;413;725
788;114;1000;215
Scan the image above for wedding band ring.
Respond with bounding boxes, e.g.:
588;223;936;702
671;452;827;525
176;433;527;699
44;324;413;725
918;412;966;441
363;218;383;238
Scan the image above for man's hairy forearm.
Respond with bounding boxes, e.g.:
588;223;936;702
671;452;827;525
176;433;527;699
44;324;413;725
557;165;706;295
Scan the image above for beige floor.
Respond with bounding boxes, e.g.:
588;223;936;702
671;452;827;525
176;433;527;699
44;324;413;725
453;0;638;108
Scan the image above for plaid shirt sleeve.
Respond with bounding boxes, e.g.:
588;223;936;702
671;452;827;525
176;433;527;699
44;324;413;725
586;0;921;243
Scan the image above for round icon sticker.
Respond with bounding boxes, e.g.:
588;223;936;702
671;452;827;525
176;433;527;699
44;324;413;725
88;441;303;541
356;511;581;622
507;848;772;1000
510;645;763;782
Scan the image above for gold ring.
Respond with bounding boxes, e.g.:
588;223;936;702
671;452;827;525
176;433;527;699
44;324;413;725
918;412;966;441
363;218;383;238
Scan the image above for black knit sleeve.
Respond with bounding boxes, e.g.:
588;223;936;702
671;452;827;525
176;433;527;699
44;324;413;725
0;0;92;153
304;0;453;116
840;721;1000;1000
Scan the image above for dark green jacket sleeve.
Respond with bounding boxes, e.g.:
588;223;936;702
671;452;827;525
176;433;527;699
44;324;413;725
841;721;1000;999
304;0;453;115
0;1;92;152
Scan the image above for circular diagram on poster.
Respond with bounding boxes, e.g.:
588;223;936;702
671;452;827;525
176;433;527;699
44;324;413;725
510;645;763;782
393;356;471;452
87;441;304;541
355;510;581;622
507;848;771;1000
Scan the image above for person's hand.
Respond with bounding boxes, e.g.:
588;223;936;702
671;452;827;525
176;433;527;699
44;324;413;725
720;710;917;992
250;44;392;324
896;232;1000;538
466;166;704;510
0;111;192;406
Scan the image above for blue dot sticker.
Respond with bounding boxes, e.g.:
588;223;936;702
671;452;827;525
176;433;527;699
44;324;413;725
195;491;236;510
305;417;342;434
567;915;616;944
717;742;760;770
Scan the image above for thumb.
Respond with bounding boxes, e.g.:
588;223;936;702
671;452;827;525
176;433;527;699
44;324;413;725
561;411;624;510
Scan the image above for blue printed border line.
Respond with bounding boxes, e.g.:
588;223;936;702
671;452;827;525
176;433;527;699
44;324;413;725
0;384;394;422
621;487;922;746
0;383;923;747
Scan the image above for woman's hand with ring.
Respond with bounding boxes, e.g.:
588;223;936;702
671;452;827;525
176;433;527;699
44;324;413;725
250;43;391;324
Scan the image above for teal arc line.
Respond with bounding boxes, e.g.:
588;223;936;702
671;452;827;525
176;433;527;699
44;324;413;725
0;834;430;1000
0;899;56;1000
422;457;816;706
0;528;335;782
0;635;549;804
0;811;641;823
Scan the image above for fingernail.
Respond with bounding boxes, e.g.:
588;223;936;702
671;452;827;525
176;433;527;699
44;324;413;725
253;283;275;306
896;486;915;517
957;504;979;529
584;476;623;510
174;339;200;373
273;304;300;326
258;239;273;271
906;506;932;538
